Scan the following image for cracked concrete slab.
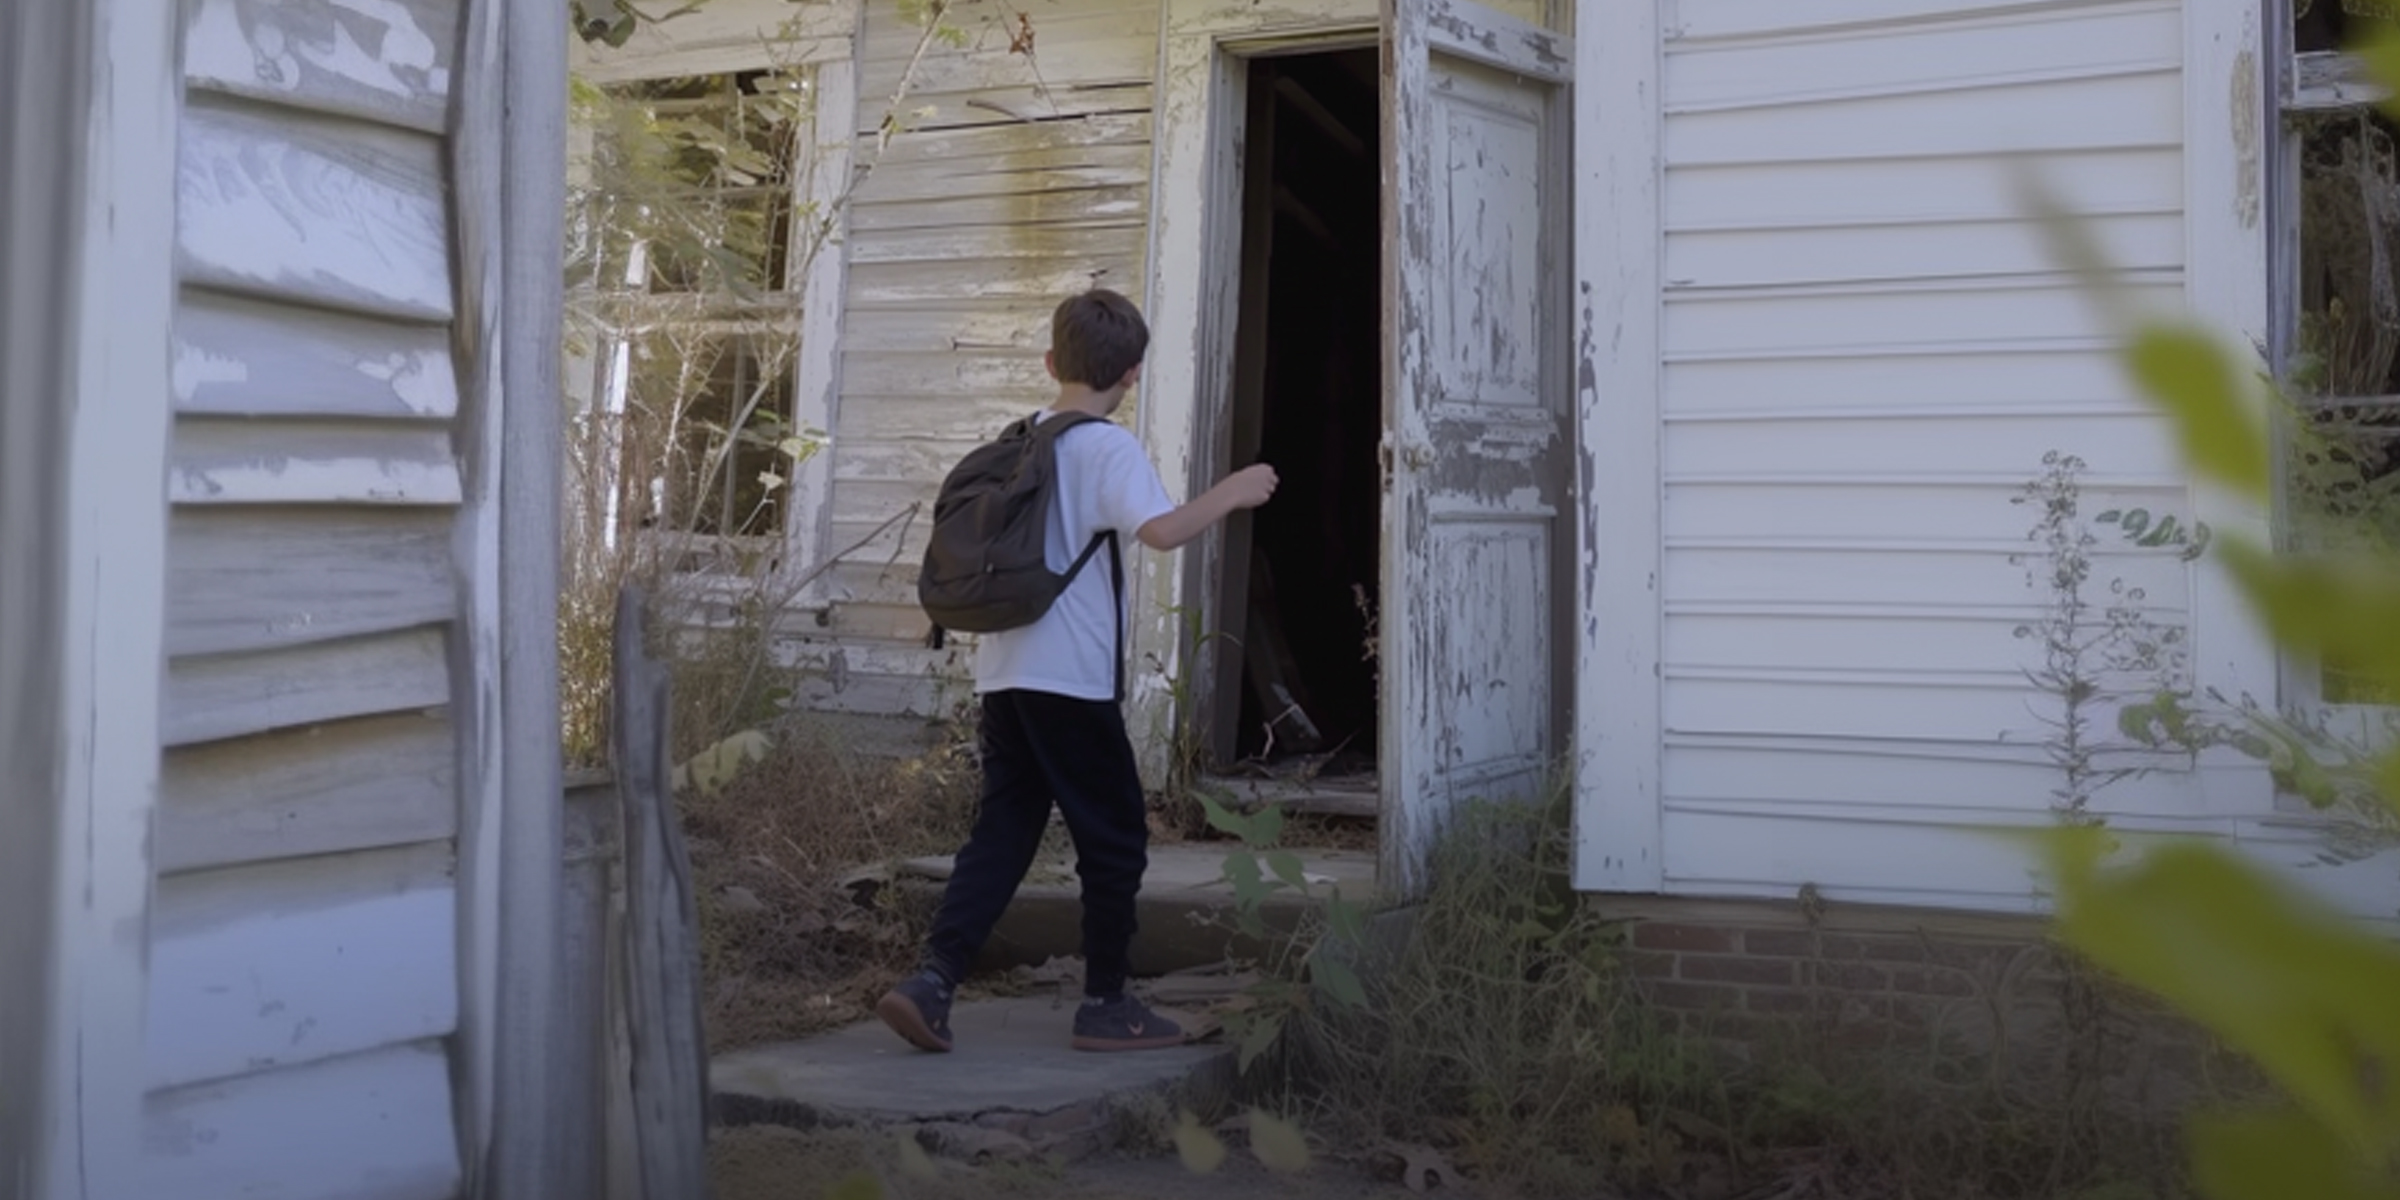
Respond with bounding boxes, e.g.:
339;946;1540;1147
711;997;1237;1163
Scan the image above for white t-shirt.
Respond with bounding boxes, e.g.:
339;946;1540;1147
974;413;1177;701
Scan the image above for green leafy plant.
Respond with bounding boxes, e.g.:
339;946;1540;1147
2029;190;2400;1200
2012;451;2207;823
1191;791;1370;1073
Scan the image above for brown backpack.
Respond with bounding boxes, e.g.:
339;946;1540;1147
918;412;1125;693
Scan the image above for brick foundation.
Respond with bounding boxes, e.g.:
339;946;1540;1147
1591;896;2238;1110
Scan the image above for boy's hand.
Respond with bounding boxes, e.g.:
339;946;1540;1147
1137;462;1280;550
1225;463;1278;509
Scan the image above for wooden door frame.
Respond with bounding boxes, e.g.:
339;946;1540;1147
2;0;180;1192
453;0;574;1193
1571;0;1665;893
1134;0;1378;788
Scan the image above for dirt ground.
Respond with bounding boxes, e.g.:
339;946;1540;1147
709;1124;1422;1200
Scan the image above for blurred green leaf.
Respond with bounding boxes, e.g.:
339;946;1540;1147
2220;539;2400;698
1223;849;1275;911
1248;1109;1313;1173
1174;1109;1227;1175
1252;803;1286;847
1265;850;1310;893
1326;891;1367;943
1310;950;1367;1009
1198;791;1257;841
825;1173;883;1200
2123;325;2268;500
2048;838;2400;1153
1236;1012;1284;1073
2189;1109;2400;1200
2358;29;2400;123
896;1131;940;1181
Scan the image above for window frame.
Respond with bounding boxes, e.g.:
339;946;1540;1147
573;62;848;599
2267;0;2399;743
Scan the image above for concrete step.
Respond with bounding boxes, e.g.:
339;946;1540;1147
1198;773;1381;819
895;843;1379;977
711;997;1236;1165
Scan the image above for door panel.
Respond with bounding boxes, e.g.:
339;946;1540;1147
1380;0;1572;892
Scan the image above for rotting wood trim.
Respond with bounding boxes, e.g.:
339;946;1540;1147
2290;49;2387;111
2;0;90;1180
494;0;571;1177
138;1038;464;1200
607;586;711;1199
1424;0;1570;82
165;507;456;658
145;840;460;1092
156;712;458;875
162;626;451;748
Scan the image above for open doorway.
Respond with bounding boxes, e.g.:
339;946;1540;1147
1208;47;1383;796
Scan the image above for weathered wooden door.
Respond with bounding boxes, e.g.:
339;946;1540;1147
1379;0;1573;893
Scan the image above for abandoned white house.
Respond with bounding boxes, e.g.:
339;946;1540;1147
576;0;2397;923
5;0;579;1196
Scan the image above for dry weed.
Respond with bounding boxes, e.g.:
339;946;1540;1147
1247;796;2200;1200
684;716;980;1053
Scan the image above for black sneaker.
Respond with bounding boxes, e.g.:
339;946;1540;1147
875;970;955;1052
1071;994;1185;1052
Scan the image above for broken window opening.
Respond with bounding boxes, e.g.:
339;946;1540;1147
574;67;819;566
2283;4;2400;705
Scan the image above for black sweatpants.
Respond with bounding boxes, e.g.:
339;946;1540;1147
923;689;1148;998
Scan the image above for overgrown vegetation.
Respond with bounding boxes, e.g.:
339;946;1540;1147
561;0;988;769
2011;450;2206;824
1190;796;2212;1200
683;723;980;1052
2015;36;2400;1188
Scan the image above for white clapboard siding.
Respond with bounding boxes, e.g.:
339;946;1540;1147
793;0;1157;714
183;0;459;135
154;0;479;1185
1671;0;2141;43
1660;344;2143;414
157;713;456;874
170;418;463;506
175;290;459;419
163;627;450;748
1663;1;2178;112
178;96;453;321
141;1039;462;1200
148;841;457;1089
1649;0;2199;908
167;507;455;657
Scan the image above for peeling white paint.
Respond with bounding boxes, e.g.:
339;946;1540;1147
2231;46;2260;230
356;350;447;416
173;339;254;404
187;0;449;108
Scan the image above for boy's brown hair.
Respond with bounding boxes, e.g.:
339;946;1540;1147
1050;288;1149;387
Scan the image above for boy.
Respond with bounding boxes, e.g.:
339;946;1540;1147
877;288;1278;1053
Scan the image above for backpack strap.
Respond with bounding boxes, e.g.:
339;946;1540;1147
1056;529;1126;704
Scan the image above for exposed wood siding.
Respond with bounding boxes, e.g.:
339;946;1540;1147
147;842;459;1091
141;1040;463;1200
804;0;1160;716
1649;0;2198;908
157;714;457;874
145;0;475;1190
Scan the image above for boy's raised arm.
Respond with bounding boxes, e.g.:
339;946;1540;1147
1136;464;1278;551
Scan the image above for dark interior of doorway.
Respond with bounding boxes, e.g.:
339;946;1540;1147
1214;48;1383;781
